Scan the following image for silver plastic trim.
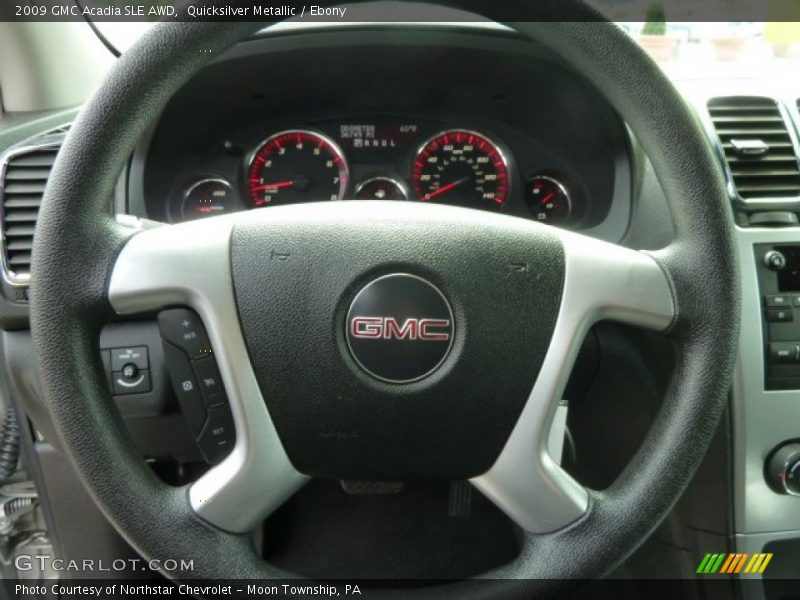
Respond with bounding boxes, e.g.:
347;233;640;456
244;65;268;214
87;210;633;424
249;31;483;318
731;225;800;534
735;530;800;600
471;229;675;533
108;215;308;533
0;134;66;288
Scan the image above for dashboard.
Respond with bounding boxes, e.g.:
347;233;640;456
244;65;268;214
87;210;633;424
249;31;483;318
129;30;631;237
2;20;800;594
163;117;583;226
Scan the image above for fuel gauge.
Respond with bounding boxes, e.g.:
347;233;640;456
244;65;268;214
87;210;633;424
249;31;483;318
181;178;234;221
354;177;408;201
526;174;572;225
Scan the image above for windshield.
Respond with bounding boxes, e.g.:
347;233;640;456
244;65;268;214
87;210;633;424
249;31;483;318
621;21;800;79
92;18;800;82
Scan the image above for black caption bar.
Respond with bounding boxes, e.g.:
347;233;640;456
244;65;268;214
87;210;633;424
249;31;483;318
1;0;799;22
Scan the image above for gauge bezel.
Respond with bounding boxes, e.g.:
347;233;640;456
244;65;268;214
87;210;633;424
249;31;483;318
354;176;410;201
179;177;235;222
246;128;350;206
526;173;574;225
411;128;512;207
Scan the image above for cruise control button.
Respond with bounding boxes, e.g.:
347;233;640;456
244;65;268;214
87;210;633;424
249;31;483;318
196;405;235;465
162;341;207;436
191;356;227;407
110;346;149;371
158;308;212;359
769;342;800;365
767;308;794;323
112;369;151;395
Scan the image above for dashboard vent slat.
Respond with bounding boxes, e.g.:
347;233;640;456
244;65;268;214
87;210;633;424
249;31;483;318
9;152;58;168
708;96;800;201
1;143;61;282
4;168;52;181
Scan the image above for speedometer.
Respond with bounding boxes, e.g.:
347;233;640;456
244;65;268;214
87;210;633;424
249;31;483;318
247;130;349;207
412;130;510;209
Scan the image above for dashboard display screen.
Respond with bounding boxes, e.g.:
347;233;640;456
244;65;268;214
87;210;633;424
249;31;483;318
777;245;800;292
337;121;420;159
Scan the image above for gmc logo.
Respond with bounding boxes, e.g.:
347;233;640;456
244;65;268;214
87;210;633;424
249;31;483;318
350;317;451;341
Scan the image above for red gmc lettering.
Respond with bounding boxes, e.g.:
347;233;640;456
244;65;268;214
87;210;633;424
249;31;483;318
419;319;450;341
351;317;451;341
383;318;418;340
351;317;383;338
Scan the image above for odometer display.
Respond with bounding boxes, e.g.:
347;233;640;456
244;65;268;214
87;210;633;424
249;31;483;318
247;130;349;207
412;130;510;208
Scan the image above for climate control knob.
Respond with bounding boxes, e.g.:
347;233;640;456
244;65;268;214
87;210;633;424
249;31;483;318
766;443;800;496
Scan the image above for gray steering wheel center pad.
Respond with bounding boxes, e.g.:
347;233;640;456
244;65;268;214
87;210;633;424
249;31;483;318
28;0;740;592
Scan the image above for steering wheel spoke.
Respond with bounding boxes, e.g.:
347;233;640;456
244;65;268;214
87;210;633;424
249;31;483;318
472;231;675;533
109;216;307;533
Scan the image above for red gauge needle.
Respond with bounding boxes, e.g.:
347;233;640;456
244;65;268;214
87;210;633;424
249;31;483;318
540;191;556;204
251;181;295;192
422;177;469;201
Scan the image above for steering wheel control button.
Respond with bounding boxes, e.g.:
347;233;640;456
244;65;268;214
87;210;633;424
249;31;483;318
191;356;228;407
345;274;454;383
162;341;207;436
110;346;149;371
197;405;235;465
158;307;234;463
158;308;212;359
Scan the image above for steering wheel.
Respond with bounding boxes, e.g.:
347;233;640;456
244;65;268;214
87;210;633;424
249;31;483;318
29;1;739;593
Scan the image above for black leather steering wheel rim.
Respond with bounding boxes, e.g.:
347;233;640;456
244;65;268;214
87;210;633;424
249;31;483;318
29;1;739;594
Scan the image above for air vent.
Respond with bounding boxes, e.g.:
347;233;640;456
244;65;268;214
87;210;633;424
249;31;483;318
708;96;800;201
0;142;61;284
41;123;71;137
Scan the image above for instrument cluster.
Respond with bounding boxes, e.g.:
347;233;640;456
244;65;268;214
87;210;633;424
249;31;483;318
168;116;585;228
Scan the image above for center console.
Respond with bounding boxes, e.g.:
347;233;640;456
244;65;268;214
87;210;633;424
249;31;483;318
685;83;800;600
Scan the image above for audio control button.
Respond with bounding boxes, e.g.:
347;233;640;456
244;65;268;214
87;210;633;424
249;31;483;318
769;342;800;364
767;308;794;323
765;294;792;308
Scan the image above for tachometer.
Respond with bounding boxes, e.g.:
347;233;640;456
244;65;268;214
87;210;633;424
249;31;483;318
412;130;510;208
247;130;349;206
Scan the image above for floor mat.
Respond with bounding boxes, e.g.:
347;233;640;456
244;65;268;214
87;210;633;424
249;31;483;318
262;479;520;580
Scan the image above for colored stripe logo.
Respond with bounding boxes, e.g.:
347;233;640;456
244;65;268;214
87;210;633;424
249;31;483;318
696;553;773;574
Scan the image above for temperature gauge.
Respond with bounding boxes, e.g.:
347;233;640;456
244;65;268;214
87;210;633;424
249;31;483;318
526;174;572;225
181;178;234;221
